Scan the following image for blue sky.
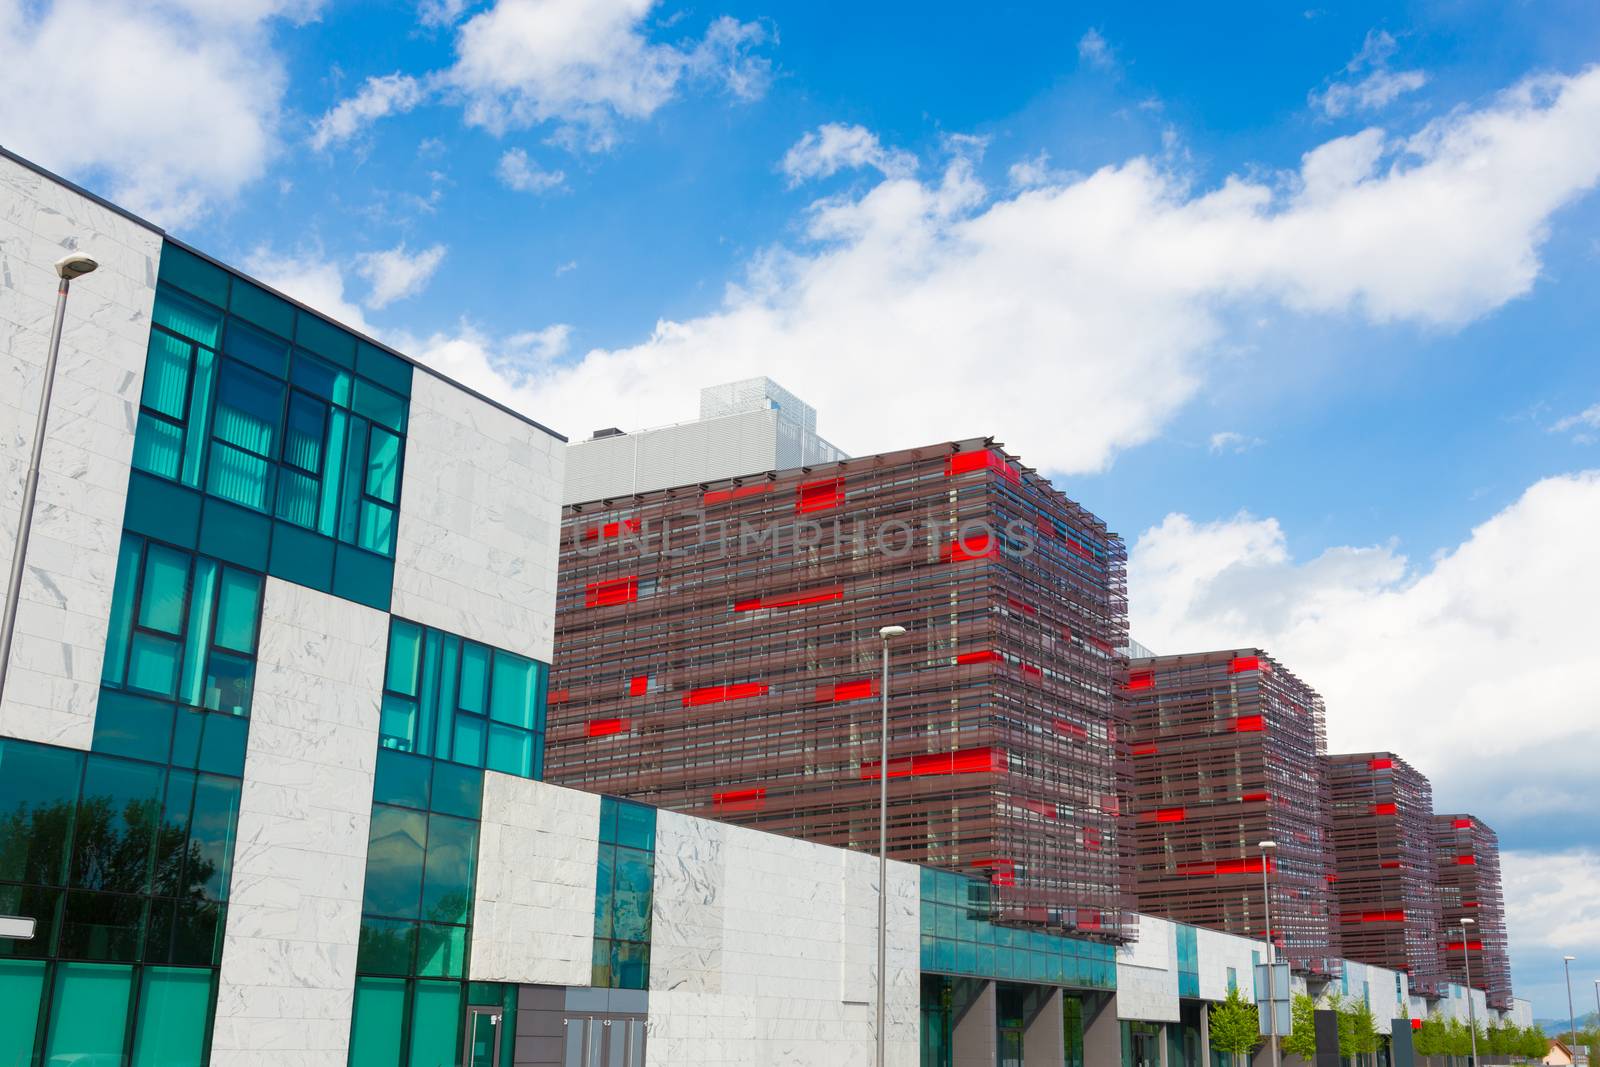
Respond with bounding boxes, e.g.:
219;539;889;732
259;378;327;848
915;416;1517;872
4;0;1599;1020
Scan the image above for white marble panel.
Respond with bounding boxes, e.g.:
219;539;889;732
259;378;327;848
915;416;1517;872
0;153;161;750
211;579;388;1067
469;772;601;985
391;371;564;663
1195;924;1270;1002
1117;914;1181;1022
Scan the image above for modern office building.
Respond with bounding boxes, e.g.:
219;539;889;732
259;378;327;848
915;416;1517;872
562;377;846;504
548;440;1137;941
1434;813;1514;1010
1123;649;1339;975
1326;752;1444;995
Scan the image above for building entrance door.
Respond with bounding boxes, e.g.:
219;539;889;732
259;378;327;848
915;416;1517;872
464;1006;503;1067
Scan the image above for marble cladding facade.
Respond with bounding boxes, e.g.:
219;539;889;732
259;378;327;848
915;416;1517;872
0;152;161;749
1194;925;1268;1002
391;370;564;663
1334;957;1409;1033
470;772;601;986
1115;914;1181;1023
644;809;921;1067
211;579;389;1067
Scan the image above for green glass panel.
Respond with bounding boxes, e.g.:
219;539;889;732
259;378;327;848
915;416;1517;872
157;245;230;308
485;725;532;780
357;502;394;555
223;319;290;378
488;652;537;729
73;755;163;893
292;351;353;405
213;362;282;456
170;709;204;770
199;498;270;572
203;651;253;715
92;690;174;765
268;520;335;591
277;468;320;528
591;938;612;988
181;344;215;489
0;739;83;885
144;899;222;967
152;770;195;898
451;715;484;768
285;392;327;471
614;802;656;853
296;310;357;367
350;977;406;1067
198;712;248;777
128;632;181;698
102;535;143;686
611;847;653;943
593;845;614;940
131;966;211;1067
417;923;466;978
318;407;348;537
612;940;649;990
139;543;190;635
353;379;406;433
0;959;45;1066
0;885;59;959
229;279;295;338
357;341;413;397
189;774;241;901
428;762;481;821
334;546;393;611
339;417;370;545
142;330;193;419
207;442;272;511
380;694;419;753
60;890;145;961
598;798;618;846
357;917;416;976
45;963;134;1063
133;414;184;479
363;806;426;919
374;749;431;812
179;557;218;709
407;981;460;1067
420;814;476;926
214;566;262;654
152;288;222;349
457;644;488;715
365;428;400;503
386;620;422;697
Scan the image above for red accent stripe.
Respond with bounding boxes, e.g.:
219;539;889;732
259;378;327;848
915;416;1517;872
1369;757;1394;770
1456;854;1476;865
956;650;1002;665
1142;807;1186;824
942;535;996;563
1132;743;1158;756
1373;802;1398;815
734;586;843;611
587;718;629;737
1445;940;1483;951
818;679;876;702
1054;720;1088;741
703;483;773;505
1228;655;1263;674
682;682;769;707
582;518;640;541
1241;791;1270;803
1178;856;1273;877
796;477;845;513
1380;861;1402;869
1232;715;1265;732
944;449;1020;481
585;576;638;607
1343;910;1406;924
712;787;766;812
1452;818;1472;829
970;857;1016;886
1125;670;1154;691
628;675;649;697
547;689;569;705
860;746;1004;781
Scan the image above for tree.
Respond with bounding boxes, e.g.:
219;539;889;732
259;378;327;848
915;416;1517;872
1413;1013;1448;1059
1282;992;1320;1060
1209;985;1263;1062
1341;997;1382;1064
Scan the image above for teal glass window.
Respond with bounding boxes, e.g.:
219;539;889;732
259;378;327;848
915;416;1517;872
134;241;413;611
0;739;85;886
0;959;46;1066
131;966;212;1067
45;962;134;1064
593;797;655;990
350;977;407;1067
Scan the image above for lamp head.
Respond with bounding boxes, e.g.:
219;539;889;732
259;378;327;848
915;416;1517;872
54;254;98;280
1459;917;1475;926
1564;955;1576;962
1258;840;1278;850
878;625;907;639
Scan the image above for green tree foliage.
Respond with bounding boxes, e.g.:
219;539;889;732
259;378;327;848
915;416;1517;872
1340;997;1382;1059
1282;992;1319;1059
1208;985;1262;1059
1412;1013;1449;1057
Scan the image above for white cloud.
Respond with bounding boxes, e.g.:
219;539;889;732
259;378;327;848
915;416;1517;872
446;0;771;147
244;246;374;334
1502;849;1600;957
0;0;314;224
408;66;1600;475
355;242;448;309
1551;402;1600;443
1127;471;1600;827
1078;28;1113;70
1313;29;1428;117
418;0;471;28
310;73;428;151
1008;150;1071;190
780;124;917;186
1208;430;1263;454
555;259;578;275
496;148;566;193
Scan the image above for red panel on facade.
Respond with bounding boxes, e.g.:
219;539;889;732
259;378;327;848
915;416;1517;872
583;519;641;542
1228;655;1263;673
1445;940;1484;951
585;577;638;607
682;682;769;707
818;679;876;702
587;718;629;737
945;448;1021;481
971;857;1017;887
796;478;846;513
713;787;767;812
1373;802;1398;816
1132;743;1158;757
703;484;773;505
943;535;997;563
1452;818;1472;829
1054;720;1088;741
1232;715;1265;732
1241;791;1270;803
1369;757;1394;770
1343;910;1406;923
860;746;1005;781
1456;854;1476;865
956;650;1002;665
628;675;649;696
1142;807;1187;824
1380;861;1402;869
734;587;844;611
548;689;569;705
1125;671;1154;691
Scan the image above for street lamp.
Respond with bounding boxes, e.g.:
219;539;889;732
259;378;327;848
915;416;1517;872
1564;956;1578;1066
1459;918;1478;1066
0;253;99;706
1259;839;1280;1067
875;623;906;1067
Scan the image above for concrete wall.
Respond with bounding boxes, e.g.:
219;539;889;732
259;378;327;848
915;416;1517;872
0;152;161;749
954;981;997;1067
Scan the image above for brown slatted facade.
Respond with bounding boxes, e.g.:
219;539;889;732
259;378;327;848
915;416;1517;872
1124;649;1339;974
1326;752;1444;994
1434;813;1513;1010
546;438;1136;939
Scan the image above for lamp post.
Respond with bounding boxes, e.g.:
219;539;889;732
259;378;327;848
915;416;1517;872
0;253;99;707
1459;918;1478;1066
875;624;906;1067
1564;956;1578;1067
1259;839;1280;1067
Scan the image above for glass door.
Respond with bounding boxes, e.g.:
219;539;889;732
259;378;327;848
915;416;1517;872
464;1006;503;1067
